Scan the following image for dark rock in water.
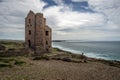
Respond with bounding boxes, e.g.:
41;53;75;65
0;45;5;51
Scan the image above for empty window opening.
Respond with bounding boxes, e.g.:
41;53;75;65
28;40;31;47
29;19;31;23
46;41;48;45
46;31;49;36
29;30;31;35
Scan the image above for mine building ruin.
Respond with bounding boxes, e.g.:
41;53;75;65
25;10;52;54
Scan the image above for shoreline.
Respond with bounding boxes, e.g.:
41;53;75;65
0;40;120;80
51;47;120;68
0;40;120;68
52;45;120;61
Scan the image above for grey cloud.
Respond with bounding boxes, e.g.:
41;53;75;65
0;0;47;40
59;28;75;32
0;0;120;40
88;0;120;28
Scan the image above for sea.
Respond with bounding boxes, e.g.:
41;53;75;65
52;41;120;61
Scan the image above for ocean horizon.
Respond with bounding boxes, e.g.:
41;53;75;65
52;40;120;61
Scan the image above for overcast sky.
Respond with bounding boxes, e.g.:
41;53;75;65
0;0;120;41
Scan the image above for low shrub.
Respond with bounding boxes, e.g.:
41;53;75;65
0;57;15;63
51;57;61;60
0;57;26;67
33;56;41;60
14;60;26;65
71;54;87;59
99;60;120;68
62;57;71;62
0;63;11;68
8;48;15;51
33;55;50;60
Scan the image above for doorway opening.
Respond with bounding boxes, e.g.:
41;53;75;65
28;40;31;47
46;48;49;52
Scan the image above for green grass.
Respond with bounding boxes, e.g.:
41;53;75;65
0;40;23;49
0;57;15;63
14;60;26;65
0;40;120;68
0;62;11;68
0;57;26;68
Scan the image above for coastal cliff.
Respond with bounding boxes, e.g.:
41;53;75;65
0;40;120;80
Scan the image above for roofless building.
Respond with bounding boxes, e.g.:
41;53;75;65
25;10;52;54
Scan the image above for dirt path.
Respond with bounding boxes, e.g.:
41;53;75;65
0;59;120;80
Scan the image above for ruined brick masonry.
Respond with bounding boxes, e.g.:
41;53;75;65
25;10;52;54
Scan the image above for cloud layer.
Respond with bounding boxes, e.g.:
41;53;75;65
0;0;120;40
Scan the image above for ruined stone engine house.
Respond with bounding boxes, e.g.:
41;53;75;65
25;10;52;54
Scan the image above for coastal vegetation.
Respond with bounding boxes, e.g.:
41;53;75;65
0;40;120;80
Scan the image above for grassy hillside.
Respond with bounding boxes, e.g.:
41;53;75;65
0;40;24;49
